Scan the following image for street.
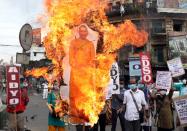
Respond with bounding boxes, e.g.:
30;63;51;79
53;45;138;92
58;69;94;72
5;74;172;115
23;91;183;131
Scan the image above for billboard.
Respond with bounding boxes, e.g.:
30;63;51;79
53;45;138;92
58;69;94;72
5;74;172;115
169;34;187;68
157;0;187;9
32;28;41;46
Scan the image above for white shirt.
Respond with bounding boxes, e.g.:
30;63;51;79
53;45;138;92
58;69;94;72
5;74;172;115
123;89;147;121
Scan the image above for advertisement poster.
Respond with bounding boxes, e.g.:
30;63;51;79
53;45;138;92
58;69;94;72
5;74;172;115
139;52;153;84
167;57;185;77
173;95;187;127
156;71;172;90
6;66;21;106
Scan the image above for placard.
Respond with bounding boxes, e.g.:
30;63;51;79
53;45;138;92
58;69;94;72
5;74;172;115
129;58;141;76
173;95;187;127
139;52;153;84
108;62;120;94
155;71;172;90
6;66;21;106
167;57;185;77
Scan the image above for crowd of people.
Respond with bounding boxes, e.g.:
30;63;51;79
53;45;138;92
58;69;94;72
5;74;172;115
1;25;187;131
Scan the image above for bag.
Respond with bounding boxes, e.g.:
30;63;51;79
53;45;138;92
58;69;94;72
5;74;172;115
139;110;144;123
130;91;144;123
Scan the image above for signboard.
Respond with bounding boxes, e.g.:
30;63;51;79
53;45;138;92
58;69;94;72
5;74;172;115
129;57;141;76
157;0;187;13
108;62;120;94
167;57;185;77
19;23;33;51
16;53;30;65
6;66;21;106
155;71;172;90
179;0;187;8
169;35;187;68
32;28;41;46
157;0;179;8
139;52;153;84
173;95;187;127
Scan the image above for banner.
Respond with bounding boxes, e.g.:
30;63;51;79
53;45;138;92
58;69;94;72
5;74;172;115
155;71;172;90
173;95;187;127
129;57;141;76
139;52;153;84
167;57;185;77
6;66;21;106
108;62;120;94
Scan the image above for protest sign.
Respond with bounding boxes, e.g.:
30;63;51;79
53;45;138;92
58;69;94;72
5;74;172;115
139;52;153;84
6;66;21;106
155;71;172;90
167;57;185;77
108;62;120;94
173;95;187;127
129;57;141;76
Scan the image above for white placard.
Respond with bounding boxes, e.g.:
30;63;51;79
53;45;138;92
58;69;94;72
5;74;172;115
173;95;187;127
156;71;172;90
108;62;120;94
167;57;185;77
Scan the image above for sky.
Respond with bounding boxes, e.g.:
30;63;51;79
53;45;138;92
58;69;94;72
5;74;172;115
0;0;44;63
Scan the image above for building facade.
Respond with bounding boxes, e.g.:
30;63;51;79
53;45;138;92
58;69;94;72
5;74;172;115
106;0;187;82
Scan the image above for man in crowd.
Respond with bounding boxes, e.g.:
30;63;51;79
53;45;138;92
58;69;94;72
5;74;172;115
123;79;147;131
7;78;29;131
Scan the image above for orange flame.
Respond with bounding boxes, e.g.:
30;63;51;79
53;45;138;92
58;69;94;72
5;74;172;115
27;0;148;125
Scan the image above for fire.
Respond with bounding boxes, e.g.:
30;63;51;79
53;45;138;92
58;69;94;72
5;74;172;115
27;0;148;125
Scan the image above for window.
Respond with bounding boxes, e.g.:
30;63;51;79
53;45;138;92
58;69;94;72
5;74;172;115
154;46;164;62
152;20;166;33
173;20;184;32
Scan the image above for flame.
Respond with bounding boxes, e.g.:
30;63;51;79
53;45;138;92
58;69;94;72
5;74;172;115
26;0;148;125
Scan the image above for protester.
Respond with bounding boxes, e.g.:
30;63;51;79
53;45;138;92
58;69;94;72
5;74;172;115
111;88;125;131
154;89;174;131
42;81;48;99
7;78;29;131
123;80;148;131
47;85;66;131
140;84;153;131
91;99;109;131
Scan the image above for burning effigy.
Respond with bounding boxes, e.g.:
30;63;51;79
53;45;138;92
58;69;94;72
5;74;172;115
25;0;148;125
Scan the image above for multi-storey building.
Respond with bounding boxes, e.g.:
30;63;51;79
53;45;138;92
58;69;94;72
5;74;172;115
106;0;187;83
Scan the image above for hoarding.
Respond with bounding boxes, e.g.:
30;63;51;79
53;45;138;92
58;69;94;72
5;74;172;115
169;35;187;68
32;28;41;46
